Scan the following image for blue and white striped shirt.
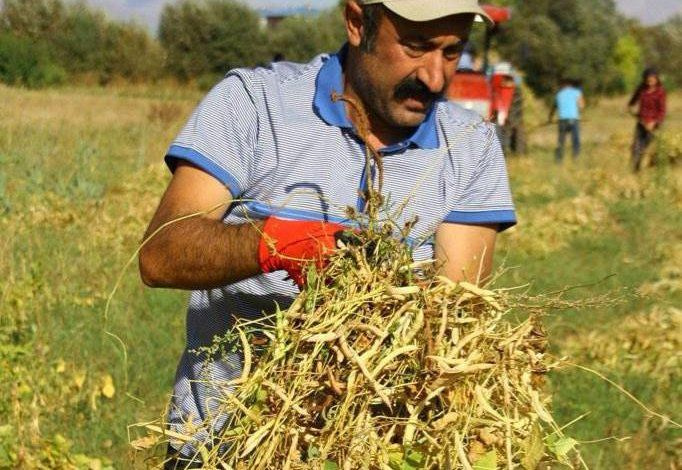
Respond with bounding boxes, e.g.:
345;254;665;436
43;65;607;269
164;49;516;453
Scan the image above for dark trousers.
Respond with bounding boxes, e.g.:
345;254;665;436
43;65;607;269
555;119;581;161
631;122;656;172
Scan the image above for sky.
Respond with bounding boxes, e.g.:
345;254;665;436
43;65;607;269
87;0;681;33
615;0;682;26
86;0;337;32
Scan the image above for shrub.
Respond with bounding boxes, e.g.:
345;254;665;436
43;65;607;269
0;33;66;87
102;22;165;83
159;0;268;81
1;0;162;85
498;0;623;97
267;7;346;63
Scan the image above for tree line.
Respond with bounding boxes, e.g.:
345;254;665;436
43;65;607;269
0;0;680;97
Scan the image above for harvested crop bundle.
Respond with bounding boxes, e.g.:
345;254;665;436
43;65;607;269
175;220;579;469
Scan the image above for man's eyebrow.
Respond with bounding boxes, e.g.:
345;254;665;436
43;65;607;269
447;38;468;47
402;35;467;46
400;33;434;44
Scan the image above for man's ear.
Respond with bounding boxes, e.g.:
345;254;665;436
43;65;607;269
345;0;364;48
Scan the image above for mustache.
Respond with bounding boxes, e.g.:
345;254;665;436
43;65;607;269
393;78;441;103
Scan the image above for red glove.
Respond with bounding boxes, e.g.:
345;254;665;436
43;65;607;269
258;217;346;287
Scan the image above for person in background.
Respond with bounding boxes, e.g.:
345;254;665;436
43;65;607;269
549;78;585;163
628;68;666;172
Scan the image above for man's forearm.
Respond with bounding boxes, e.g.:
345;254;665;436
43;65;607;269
139;217;264;290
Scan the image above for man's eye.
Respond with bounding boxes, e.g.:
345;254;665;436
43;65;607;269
444;45;464;60
404;44;428;56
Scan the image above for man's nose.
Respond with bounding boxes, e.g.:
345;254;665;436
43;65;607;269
416;52;446;94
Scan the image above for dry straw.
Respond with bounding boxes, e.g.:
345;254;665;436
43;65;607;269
179;232;577;469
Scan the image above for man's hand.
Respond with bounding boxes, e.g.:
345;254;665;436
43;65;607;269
258;217;346;287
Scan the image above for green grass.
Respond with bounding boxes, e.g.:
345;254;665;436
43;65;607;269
497;94;682;468
0;85;196;468
0;84;680;468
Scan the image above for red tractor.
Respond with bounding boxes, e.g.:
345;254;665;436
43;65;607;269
447;5;526;155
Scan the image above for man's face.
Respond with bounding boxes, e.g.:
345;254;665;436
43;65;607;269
348;7;473;130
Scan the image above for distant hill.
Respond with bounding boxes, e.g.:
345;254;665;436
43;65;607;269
615;0;682;25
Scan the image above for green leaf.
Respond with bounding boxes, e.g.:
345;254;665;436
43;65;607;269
255;386;268;403
307;445;321;460
0;426;13;438
323;461;339;470
387;445;404;469
521;422;545;470
306;264;318;286
304;265;318;313
387;445;426;470
472;450;497;470
402;449;426;469
547;435;578;464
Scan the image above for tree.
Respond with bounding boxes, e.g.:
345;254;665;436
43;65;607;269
0;32;66;87
267;6;346;63
0;0;66;38
159;0;268;82
0;0;67;87
633;15;682;90
611;33;643;93
497;0;624;97
103;22;165;82
52;3;108;75
0;0;163;84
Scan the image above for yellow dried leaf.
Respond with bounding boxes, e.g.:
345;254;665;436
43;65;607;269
130;434;159;451
101;374;115;399
55;359;66;374
472;450;497;470
240;421;274;458
88;458;102;470
74;371;87;390
90;390;100;411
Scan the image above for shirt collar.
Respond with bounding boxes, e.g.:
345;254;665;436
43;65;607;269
314;45;440;151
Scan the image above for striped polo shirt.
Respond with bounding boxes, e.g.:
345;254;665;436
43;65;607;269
164;48;516;454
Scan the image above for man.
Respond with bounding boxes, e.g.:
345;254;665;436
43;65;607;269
140;0;516;467
549;78;585;162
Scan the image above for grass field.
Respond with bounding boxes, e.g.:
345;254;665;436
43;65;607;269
0;83;679;469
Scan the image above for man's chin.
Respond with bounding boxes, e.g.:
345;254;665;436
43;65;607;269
390;109;428;128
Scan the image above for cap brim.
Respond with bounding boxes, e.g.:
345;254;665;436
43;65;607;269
382;0;493;25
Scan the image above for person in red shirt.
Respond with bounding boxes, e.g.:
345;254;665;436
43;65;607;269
628;68;667;172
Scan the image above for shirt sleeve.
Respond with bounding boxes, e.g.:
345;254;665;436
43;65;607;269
165;73;259;198
444;122;517;231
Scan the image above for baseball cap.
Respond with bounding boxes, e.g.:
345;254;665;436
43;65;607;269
358;0;492;24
